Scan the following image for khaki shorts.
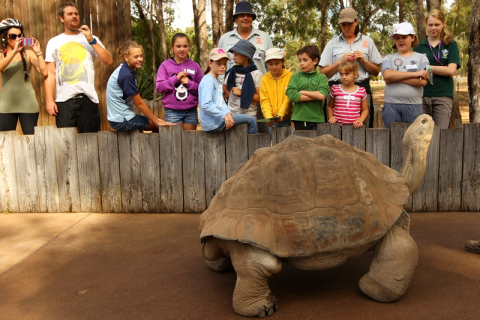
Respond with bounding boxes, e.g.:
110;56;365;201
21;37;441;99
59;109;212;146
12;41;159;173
422;97;453;129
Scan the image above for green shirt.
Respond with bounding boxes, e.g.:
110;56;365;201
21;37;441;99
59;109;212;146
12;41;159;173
286;70;329;123
413;38;460;98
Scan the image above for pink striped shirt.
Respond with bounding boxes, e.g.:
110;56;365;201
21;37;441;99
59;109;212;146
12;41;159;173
329;85;367;125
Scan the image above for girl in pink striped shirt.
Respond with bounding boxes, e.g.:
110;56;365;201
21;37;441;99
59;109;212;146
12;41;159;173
326;59;369;128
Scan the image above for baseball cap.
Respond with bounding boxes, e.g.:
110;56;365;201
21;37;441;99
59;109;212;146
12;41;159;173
390;22;416;39
209;48;230;61
338;8;357;24
265;48;284;62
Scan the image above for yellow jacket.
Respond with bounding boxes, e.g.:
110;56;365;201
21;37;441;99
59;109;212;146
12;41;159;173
259;69;293;120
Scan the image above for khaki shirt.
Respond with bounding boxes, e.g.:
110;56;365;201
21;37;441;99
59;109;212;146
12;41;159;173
319;33;383;83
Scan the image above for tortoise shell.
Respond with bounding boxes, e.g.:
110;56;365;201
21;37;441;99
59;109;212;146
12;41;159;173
199;134;410;258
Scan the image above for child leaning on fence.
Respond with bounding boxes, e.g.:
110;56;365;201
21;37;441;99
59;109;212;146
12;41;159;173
198;48;258;134
326;59;368;129
106;41;174;132
156;33;203;131
382;22;429;129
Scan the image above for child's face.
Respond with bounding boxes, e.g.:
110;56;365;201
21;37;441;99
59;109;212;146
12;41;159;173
209;58;228;76
171;37;190;61
394;34;415;53
298;53;318;72
266;59;284;76
125;48;144;70
338;68;356;86
233;51;249;67
426;16;444;39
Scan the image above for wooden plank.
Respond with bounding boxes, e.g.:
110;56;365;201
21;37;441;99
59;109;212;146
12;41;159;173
34;126;59;212
13;135;39;212
271;126;293;145
390;122;412;211
462;124;480;211
6;0;14;17
438;128;464;211
341;125;366;150
365;129;390;167
159;125;183;213
247;133;271;159
0;132;19;213
182;130;206;213
226;124;248;179
123;0;132;38
118;130;143;213
98;131;122;213
54;127;80;212
76;133;102;212
0;0;6;21
139;132;161;213
116;0;126;45
412;125;440;212
317;123;341;140
204;131;226;206
294;130;317;138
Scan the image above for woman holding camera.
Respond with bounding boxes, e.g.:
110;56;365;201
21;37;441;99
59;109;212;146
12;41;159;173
0;18;47;134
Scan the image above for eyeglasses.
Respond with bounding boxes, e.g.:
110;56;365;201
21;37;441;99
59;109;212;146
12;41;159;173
7;33;24;40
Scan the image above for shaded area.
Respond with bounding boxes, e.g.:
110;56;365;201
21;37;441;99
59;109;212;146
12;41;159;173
0;212;479;319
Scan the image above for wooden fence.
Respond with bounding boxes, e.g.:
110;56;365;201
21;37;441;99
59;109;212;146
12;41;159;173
0;123;479;213
0;0;132;132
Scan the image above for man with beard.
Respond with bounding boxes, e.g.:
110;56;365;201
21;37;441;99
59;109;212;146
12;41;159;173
44;2;113;133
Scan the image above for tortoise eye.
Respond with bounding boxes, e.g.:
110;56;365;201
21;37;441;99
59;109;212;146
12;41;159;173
422;120;426;124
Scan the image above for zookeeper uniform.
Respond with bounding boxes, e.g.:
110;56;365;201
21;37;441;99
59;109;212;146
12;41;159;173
319;32;383;127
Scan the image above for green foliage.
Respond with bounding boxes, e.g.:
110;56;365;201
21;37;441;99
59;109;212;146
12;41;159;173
136;70;159;101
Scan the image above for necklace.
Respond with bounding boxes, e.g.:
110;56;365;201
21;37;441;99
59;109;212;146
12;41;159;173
428;39;443;65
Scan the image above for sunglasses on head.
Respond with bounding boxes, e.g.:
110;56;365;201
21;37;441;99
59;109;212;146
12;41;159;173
7;33;24;40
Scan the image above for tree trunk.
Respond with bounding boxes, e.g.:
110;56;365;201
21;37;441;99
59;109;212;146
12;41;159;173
399;0;404;23
225;0;235;32
427;0;442;12
338;0;345;10
219;0;226;36
452;1;460;37
320;0;329;52
197;0;209;70
149;1;157;100
212;0;220;46
156;0;168;62
192;0;200;55
415;0;426;43
468;0;480;123
134;0;146;20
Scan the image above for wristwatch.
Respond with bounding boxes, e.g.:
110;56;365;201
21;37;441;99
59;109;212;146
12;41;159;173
89;38;97;45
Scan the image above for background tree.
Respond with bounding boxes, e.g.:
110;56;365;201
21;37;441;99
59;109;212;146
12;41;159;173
468;0;479;123
192;0;209;70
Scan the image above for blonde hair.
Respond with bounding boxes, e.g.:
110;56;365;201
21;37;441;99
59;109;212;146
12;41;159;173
116;41;143;60
338;59;359;75
426;9;453;46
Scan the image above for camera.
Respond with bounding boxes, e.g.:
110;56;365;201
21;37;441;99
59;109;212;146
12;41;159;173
21;38;34;46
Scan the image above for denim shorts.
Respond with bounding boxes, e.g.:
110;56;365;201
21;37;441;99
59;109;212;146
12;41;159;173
164;107;199;125
109;114;149;131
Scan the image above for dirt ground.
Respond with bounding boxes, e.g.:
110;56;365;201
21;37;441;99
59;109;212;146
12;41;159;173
372;82;470;123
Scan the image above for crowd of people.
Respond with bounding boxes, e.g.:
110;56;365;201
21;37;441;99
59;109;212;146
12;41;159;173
0;2;476;250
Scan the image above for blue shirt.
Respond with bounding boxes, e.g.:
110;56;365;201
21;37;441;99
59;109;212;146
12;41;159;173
106;63;139;122
198;74;230;131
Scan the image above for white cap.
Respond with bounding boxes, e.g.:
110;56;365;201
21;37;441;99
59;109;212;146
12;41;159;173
390;22;416;39
265;48;284;62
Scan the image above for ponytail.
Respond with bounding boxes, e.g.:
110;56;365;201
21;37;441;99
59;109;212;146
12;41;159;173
21;48;29;81
116;40;143;60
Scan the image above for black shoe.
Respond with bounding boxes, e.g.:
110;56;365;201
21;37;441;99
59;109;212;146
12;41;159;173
465;240;480;254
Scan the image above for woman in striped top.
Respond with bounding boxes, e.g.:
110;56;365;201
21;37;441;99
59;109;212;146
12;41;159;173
326;59;368;129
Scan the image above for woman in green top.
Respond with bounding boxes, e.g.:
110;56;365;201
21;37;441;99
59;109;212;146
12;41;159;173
413;10;461;129
0;18;47;134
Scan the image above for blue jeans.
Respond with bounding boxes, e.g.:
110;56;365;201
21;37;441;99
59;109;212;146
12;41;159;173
109;114;149;131
273;119;291;127
164;107;199;125
211;114;258;134
382;103;423;129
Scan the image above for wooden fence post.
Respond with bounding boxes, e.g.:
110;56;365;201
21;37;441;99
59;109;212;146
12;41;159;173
462;124;480;211
317;123;341;139
76;133;102;213
247;133;271;159
271;126;293;145
98;131;122;213
204;131;226;207
118;130;143;213
365;128;390;167
226;124;248;179
0;132;19;213
182;130;206;213
294;130;317;138
390;123;413;211
139;132;161;213
341;125;365;150
13;135;39;212
35;126;59;212
160;125;183;213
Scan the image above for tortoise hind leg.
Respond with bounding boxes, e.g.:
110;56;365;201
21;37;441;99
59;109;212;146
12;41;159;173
227;241;282;317
203;238;234;272
359;211;418;302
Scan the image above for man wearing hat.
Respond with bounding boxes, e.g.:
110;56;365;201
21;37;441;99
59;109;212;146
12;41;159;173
218;1;273;75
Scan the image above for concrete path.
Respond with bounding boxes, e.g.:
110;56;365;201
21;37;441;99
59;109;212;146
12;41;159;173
0;212;479;319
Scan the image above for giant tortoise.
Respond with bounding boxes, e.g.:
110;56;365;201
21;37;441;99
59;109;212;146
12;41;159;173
200;114;434;317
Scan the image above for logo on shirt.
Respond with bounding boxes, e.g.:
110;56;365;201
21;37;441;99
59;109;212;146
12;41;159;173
173;73;192;101
363;41;368;48
442;49;449;59
58;42;88;85
256;37;262;45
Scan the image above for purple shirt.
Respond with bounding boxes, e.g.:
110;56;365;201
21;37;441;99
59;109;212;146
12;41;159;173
156;58;203;110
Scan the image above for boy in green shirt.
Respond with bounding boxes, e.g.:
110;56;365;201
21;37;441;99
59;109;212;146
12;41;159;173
286;45;330;131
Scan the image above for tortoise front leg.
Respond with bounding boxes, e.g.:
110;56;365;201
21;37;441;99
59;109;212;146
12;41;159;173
227;241;282;317
359;211;418;302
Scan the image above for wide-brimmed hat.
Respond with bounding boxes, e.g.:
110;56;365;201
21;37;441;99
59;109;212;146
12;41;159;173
338;8;357;24
228;40;256;61
209;48;230;61
389;22;416;39
265;48;284;62
233;1;256;21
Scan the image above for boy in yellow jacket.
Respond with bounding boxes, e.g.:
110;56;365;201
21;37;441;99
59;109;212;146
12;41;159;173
259;48;293;127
